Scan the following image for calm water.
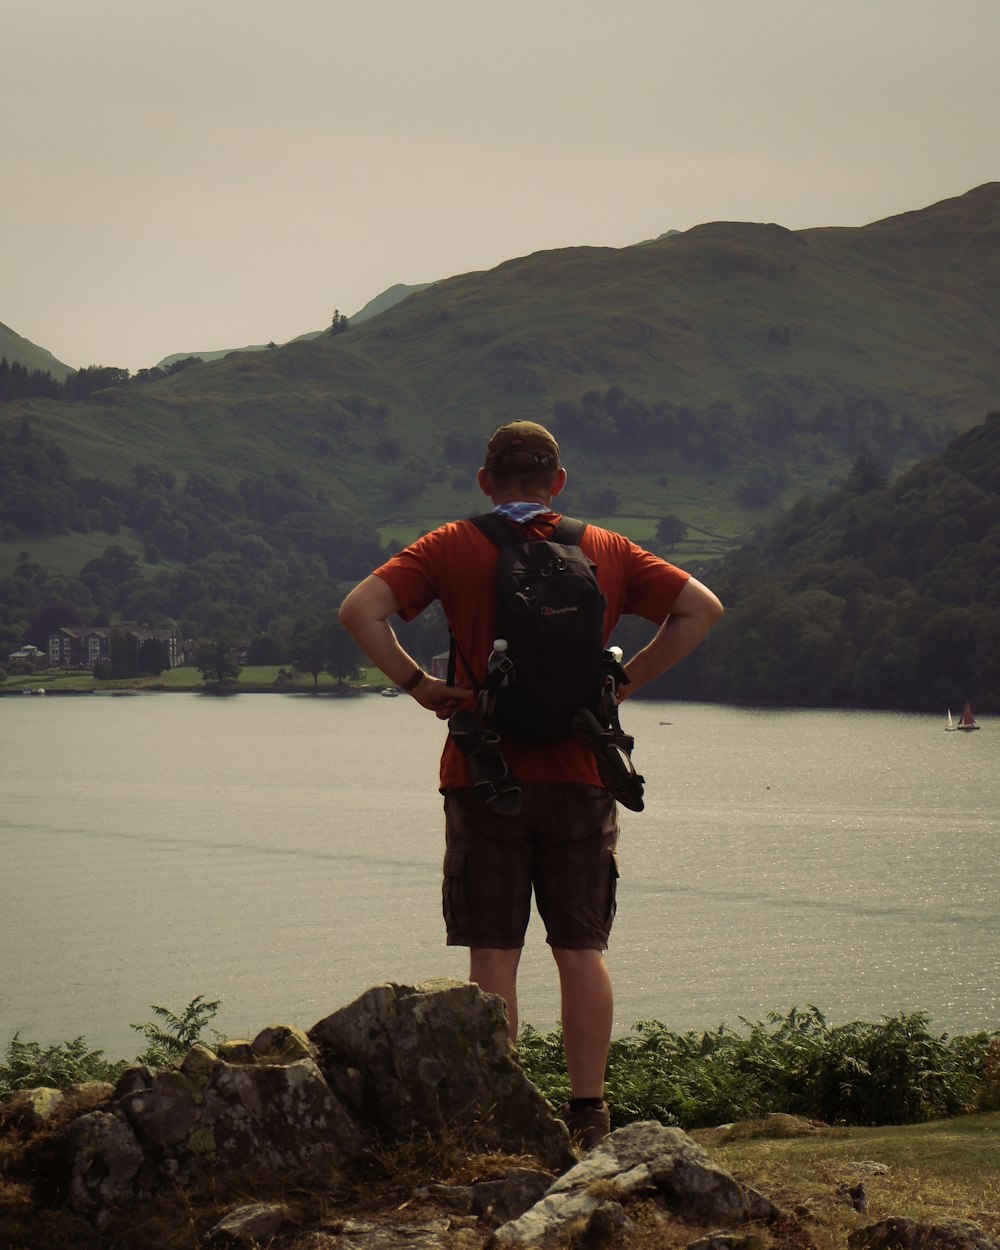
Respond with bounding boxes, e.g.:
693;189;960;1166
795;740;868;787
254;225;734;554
2;694;997;1059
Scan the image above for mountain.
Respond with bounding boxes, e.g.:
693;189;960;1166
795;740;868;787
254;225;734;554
154;281;432;369
0;321;72;380
6;184;997;530
346;281;433;324
2;183;1000;677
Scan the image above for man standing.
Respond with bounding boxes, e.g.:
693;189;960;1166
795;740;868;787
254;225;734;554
339;421;723;1148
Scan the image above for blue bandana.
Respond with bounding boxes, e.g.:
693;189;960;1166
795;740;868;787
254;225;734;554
493;502;551;523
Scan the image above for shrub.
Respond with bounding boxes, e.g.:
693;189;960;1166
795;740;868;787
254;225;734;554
515;1008;999;1129
0;996;224;1098
0;1036;127;1099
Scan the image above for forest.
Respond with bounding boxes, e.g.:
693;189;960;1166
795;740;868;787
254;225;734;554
652;413;1000;712
2;407;998;711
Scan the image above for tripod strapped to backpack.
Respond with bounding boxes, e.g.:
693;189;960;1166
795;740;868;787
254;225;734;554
447;639;645;816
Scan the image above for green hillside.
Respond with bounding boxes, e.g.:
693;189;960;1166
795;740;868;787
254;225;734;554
1;184;999;708
658;412;1000;712
3;183;998;520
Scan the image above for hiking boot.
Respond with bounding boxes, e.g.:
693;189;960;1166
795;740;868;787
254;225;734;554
560;1099;611;1151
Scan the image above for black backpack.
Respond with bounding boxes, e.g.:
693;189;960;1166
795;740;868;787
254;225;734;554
455;513;609;741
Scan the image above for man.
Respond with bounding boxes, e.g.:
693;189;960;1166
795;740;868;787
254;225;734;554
339;421;723;1148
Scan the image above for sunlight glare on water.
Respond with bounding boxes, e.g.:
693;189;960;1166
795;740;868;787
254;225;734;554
2;694;997;1058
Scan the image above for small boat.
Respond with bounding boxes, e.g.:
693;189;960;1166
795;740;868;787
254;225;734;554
945;709;957;731
956;701;980;732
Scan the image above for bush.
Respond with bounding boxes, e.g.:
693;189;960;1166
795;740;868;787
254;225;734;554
130;995;224;1067
0;1036;127;1099
0;996;224;1098
516;1007;999;1129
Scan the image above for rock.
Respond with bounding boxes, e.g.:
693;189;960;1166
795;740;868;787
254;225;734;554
849;1218;1000;1250
837;1181;869;1213
309;979;574;1171
334;1216;455;1250
216;1040;257;1064
0;1086;64;1131
37;978;811;1246
417;1166;556;1224
489;1168;560;1224
57;979;573;1226
119;1066;201;1147
114;1064;157;1098
252;1023;316;1062
65;1109;146;1218
849;1160;892;1176
491;1121;781;1246
688;1235;768;1250
699;1114;829;1145
574;1201;627;1250
210;1201;286;1245
65;1044;365;1215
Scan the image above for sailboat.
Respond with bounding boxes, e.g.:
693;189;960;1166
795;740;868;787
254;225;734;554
945;709;957;731
956;701;981;732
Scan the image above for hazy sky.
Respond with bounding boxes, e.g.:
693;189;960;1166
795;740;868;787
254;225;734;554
3;0;997;373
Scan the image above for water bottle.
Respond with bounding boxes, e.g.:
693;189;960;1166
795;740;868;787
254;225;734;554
602;645;629;703
487;638;514;690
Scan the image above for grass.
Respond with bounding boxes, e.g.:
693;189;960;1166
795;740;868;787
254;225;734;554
374;473;751;567
696;1114;1000;1247
0;527;152;581
3;666;394;695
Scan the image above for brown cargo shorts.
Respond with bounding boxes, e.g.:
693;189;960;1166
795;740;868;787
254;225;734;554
442;781;620;950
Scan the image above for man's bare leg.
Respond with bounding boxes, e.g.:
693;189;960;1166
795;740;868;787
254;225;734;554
469;947;522;1040
552;948;613;1097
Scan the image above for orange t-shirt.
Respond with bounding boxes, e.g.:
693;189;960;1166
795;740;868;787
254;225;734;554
374;512;690;789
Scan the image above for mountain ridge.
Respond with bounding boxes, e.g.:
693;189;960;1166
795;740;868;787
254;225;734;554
2;183;998;538
0;320;72;380
154;281;435;371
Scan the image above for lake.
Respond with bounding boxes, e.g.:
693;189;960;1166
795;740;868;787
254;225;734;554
2;693;997;1060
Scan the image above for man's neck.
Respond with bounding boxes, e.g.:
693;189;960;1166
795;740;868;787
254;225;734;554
490;492;552;507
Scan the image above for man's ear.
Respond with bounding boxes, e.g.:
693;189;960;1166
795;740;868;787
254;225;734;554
477;467;493;496
550;467;568;497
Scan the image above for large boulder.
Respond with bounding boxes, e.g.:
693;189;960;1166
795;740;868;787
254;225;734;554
492;1121;781;1247
58;979;573;1223
65;1033;365;1217
309;979;575;1172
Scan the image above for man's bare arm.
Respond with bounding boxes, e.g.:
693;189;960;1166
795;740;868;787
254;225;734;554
619;577;724;700
339;575;471;717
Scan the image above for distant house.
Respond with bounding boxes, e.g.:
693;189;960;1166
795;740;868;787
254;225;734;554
7;644;44;662
47;623;181;670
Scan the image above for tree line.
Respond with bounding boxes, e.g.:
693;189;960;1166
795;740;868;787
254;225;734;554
653;415;1000;713
548;383;956;510
3;411;999;712
0;355;204;405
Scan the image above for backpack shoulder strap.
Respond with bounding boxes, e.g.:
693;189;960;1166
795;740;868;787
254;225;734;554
468;512;517;549
470;512;588;549
552;517;587;546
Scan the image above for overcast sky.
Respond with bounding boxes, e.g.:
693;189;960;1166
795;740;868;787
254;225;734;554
3;0;997;373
